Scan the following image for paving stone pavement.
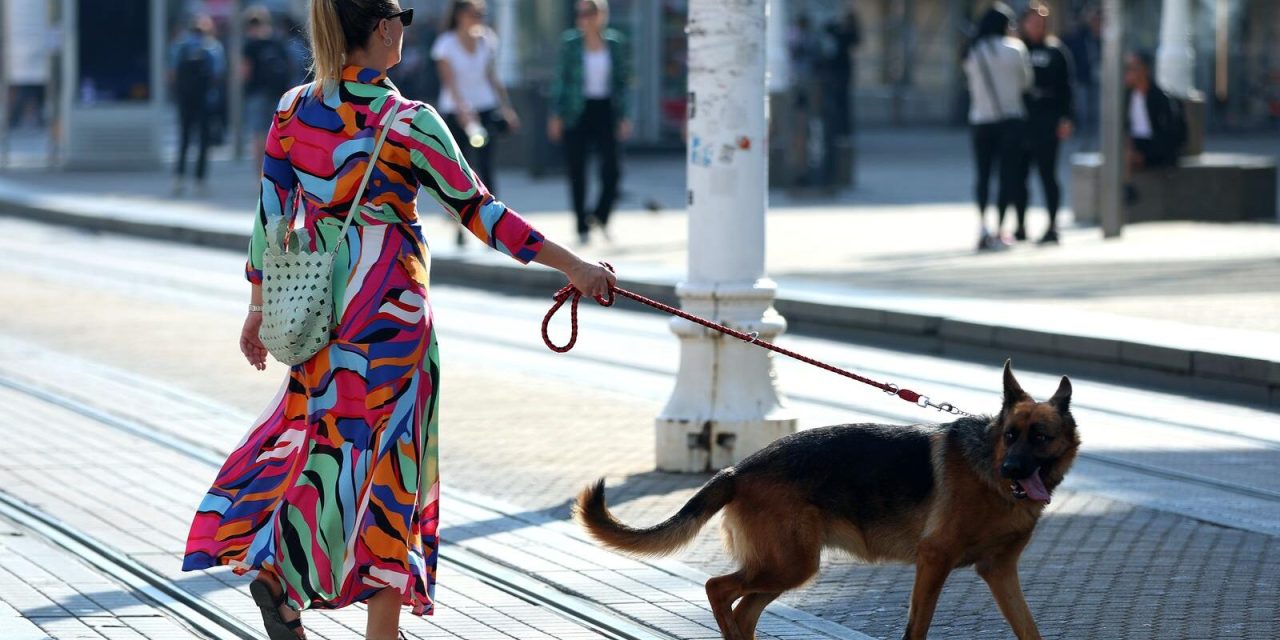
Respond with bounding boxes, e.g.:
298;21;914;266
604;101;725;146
3;323;1278;639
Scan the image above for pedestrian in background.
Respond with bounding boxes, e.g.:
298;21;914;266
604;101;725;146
816;2;862;188
242;6;293;171
170;15;226;196
432;0;521;247
1014;2;1074;245
1124;50;1186;204
962;2;1031;251
280;16;312;86
1064;5;1101;135
549;0;632;245
181;1;615;638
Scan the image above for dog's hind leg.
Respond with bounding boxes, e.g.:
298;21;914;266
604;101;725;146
729;535;821;639
706;572;748;640
731;592;780;640
976;551;1042;640
901;545;955;640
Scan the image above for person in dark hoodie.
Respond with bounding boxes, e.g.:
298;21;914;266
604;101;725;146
1013;2;1074;245
1124;50;1185;203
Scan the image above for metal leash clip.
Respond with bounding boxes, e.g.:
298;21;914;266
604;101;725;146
931;400;971;417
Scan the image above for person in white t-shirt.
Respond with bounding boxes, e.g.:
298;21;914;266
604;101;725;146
962;3;1032;251
432;0;520;245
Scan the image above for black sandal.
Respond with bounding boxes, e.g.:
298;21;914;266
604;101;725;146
250;579;306;640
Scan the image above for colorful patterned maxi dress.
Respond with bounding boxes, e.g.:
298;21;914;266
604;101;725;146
182;66;544;616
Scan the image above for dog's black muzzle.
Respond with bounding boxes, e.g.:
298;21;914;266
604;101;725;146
1000;456;1037;480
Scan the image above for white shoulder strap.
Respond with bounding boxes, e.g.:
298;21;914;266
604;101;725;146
333;96;398;250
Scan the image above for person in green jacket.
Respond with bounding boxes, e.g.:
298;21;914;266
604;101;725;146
549;0;632;245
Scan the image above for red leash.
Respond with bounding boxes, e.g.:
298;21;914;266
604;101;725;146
541;267;973;418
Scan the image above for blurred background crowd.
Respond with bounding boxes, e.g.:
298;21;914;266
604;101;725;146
4;0;1280;175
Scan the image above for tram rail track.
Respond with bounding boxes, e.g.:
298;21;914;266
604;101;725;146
0;489;260;640
0;373;677;640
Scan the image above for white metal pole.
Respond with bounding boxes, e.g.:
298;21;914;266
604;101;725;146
765;0;788;94
1156;0;1194;98
1099;0;1124;239
655;0;796;473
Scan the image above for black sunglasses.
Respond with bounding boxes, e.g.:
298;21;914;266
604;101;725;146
386;7;414;27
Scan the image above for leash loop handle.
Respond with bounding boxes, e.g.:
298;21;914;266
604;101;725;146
540;262;616;353
541;273;974;418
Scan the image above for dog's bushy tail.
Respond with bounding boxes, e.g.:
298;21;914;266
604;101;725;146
574;471;735;557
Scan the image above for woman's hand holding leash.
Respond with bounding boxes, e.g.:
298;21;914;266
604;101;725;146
566;260;616;299
532;239;616;300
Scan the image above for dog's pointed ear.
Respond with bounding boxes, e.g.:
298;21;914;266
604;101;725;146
1048;375;1072;414
1002;360;1030;409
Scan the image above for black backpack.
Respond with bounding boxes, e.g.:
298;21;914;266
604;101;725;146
175;40;215;105
252;38;292;95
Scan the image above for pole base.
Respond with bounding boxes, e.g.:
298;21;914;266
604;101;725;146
655;415;797;473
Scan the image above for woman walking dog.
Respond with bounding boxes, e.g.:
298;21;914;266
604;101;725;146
180;1;614;638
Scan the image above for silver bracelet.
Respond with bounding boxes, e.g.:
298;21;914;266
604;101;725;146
248;304;263;313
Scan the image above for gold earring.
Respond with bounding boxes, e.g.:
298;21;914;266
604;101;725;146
384;36;392;47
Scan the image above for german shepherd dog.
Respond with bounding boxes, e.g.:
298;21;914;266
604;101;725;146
575;362;1078;640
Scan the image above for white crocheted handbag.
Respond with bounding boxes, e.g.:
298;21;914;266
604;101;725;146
258;98;396;366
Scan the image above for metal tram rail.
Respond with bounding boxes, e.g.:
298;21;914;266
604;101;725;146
0;374;676;640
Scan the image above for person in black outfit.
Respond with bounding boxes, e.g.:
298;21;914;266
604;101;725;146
816;4;861;187
1014;2;1074;245
1124;51;1184;168
1123;51;1186;204
170;15;225;196
242;7;293;171
1063;5;1101;134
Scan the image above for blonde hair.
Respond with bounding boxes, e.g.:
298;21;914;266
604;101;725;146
309;0;398;91
309;0;347;91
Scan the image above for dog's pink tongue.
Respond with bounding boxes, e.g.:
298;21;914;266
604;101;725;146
1019;469;1052;503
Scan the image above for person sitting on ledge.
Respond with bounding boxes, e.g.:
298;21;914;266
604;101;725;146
1124;50;1186;203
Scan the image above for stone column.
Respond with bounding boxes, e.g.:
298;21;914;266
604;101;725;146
1157;0;1194;98
655;0;797;473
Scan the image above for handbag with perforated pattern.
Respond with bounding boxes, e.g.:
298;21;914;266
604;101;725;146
258;98;396;366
